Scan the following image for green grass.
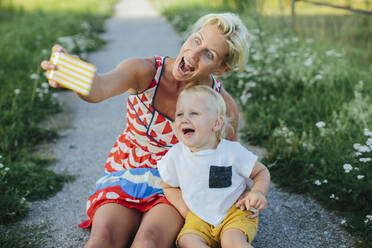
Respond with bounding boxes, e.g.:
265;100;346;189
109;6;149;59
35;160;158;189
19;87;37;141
151;0;372;247
0;0;116;245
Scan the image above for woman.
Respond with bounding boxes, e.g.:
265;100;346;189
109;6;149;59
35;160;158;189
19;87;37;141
41;13;250;248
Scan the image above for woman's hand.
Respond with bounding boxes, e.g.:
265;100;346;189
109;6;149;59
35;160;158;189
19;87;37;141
40;44;65;88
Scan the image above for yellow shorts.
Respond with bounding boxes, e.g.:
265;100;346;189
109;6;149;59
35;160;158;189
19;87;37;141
176;204;258;247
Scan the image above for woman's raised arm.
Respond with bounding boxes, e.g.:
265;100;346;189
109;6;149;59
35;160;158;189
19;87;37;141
40;44;155;103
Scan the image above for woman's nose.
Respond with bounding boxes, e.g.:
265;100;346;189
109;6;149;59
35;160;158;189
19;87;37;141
189;48;201;63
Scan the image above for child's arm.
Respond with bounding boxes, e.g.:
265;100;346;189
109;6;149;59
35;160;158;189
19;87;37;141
162;182;190;218
235;161;270;213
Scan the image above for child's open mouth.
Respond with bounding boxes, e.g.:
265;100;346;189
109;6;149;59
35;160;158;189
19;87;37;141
179;57;195;75
182;128;195;137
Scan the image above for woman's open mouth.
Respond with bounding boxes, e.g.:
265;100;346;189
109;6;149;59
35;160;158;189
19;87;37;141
178;57;195;75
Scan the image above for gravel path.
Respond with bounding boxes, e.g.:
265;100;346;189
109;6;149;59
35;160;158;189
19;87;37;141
22;0;356;247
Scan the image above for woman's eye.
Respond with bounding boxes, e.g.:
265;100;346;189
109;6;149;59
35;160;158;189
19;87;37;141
205;51;213;59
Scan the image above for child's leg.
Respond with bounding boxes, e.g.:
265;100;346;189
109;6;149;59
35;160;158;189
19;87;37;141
178;233;210;248
84;203;142;248
131;203;184;248
221;228;254;248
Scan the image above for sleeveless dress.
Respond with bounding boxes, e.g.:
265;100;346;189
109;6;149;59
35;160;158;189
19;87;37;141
79;56;222;229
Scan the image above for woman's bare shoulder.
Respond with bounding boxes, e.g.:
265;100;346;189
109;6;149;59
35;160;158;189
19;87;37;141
118;57;156;93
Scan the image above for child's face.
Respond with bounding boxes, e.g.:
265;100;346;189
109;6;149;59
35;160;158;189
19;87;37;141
175;93;222;152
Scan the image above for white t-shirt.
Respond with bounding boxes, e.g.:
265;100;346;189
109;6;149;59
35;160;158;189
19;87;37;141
157;139;258;226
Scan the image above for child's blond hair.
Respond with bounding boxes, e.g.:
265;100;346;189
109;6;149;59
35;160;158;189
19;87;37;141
179;85;231;140
191;13;250;73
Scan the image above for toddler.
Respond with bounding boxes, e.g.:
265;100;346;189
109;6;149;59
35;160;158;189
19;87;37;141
158;85;271;248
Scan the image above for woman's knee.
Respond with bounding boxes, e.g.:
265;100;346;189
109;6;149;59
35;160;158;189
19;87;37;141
131;226;162;248
85;227;115;248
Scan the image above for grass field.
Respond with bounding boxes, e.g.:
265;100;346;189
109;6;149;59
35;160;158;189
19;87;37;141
0;0;115;246
151;0;372;246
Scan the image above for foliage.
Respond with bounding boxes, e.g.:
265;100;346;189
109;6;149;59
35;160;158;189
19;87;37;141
0;0;115;245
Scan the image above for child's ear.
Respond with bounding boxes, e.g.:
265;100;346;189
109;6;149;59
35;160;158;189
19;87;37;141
212;116;224;132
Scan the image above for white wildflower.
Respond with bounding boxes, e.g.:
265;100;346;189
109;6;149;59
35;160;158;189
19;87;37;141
365;215;372;224
315;121;326;128
340;219;346;225
30;73;39;80
267;45;277;53
364;128;372;137
240;93;252;105
41;82;49;88
41;49;49;55
353;144;370;153
0;155;2;159
357;175;365;180
330;194;335;199
343;164;352;173
304;58;313;67
359;157;371;163
326;50;336;56
246;81;257;88
315;74;323;80
14;89;21;95
4;167;10;171
314;180;322;186
322;179;328;184
252;53;261;61
0;163;3;169
355;152;362;157
366;138;372;147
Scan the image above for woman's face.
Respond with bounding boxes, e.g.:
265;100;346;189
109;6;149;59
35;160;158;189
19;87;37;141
172;24;229;82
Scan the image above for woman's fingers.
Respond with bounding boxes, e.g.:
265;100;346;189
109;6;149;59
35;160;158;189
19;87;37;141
52;44;65;53
40;60;56;70
48;80;59;88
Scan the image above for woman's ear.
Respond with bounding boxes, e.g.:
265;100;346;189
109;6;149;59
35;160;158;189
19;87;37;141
212;115;224;132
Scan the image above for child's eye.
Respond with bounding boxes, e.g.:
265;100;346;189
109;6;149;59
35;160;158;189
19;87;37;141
205;51;213;60
194;37;201;45
191;112;199;115
176;112;183;117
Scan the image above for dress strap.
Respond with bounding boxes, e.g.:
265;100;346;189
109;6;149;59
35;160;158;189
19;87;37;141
145;56;166;90
211;75;222;93
153;56;166;84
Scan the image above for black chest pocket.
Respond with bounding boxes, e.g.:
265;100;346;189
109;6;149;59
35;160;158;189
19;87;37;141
209;165;232;188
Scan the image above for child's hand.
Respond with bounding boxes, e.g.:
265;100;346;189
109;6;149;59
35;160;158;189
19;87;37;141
235;190;267;218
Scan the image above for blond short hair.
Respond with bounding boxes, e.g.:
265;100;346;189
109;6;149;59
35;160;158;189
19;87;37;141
192;13;250;73
179;85;231;140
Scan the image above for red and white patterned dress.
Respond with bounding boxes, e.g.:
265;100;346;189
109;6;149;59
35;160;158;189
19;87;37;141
79;56;222;229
